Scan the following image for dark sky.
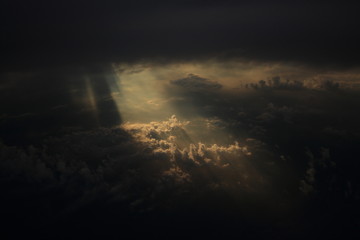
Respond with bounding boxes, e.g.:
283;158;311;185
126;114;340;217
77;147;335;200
2;1;360;70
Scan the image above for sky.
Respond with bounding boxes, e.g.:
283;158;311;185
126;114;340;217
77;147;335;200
1;1;360;239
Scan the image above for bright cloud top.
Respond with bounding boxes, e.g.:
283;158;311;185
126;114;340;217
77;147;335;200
123;115;263;191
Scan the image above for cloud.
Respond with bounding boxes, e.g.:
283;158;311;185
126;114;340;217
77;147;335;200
256;103;294;123
0;115;263;220
244;75;345;91
122;115;251;165
3;1;360;71
299;148;338;196
1;94;359;239
171;74;222;91
0;115;254;200
0;116;277;240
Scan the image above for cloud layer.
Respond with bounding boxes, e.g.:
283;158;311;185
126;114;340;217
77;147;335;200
0;116;270;238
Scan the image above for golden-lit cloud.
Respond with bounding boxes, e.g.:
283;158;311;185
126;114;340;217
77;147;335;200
122;115;264;192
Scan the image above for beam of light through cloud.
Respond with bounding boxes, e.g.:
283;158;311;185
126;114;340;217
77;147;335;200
109;60;360;146
110;64;178;122
111;61;360;127
108;62;274;193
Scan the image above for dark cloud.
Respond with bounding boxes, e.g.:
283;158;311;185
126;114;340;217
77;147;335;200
244;76;343;91
1;1;360;70
171;74;222;91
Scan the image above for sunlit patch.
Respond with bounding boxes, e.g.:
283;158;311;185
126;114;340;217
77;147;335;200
110;64;176;122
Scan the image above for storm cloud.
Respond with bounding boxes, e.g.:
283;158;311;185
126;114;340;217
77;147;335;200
2;1;360;70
